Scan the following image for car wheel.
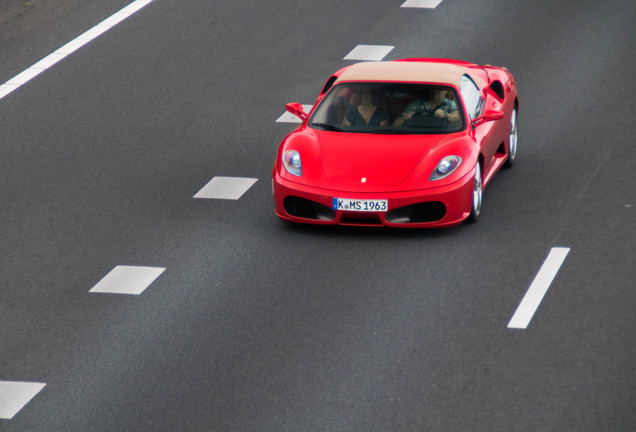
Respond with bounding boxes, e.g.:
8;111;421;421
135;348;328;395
504;106;518;168
467;162;482;223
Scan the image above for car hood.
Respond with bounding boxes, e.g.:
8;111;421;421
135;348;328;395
319;132;445;186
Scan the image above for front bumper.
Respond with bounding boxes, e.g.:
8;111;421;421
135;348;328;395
272;169;475;228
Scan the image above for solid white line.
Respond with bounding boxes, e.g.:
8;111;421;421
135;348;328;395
0;84;19;99
0;0;154;101
31;53;68;70
6;68;43;85
508;247;570;329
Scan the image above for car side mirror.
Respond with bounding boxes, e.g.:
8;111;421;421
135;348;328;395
472;110;504;128
285;103;309;122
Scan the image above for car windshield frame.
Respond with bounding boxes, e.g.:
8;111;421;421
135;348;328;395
308;82;466;135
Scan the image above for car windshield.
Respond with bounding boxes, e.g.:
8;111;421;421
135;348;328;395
309;83;465;134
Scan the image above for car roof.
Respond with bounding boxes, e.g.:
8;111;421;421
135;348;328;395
334;60;481;88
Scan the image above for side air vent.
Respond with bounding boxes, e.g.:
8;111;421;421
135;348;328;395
489;81;505;100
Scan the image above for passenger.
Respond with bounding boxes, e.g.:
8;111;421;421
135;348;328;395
343;88;389;127
393;88;460;126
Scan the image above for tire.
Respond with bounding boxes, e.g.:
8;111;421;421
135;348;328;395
504;106;518;168
467;162;482;223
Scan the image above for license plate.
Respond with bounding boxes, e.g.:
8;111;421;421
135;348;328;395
332;198;388;212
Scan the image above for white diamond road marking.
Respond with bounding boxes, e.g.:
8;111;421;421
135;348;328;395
508;247;570;329
401;0;443;8
343;45;394;61
0;381;46;420
194;176;258;200
276;104;314;123
0;0;154;100
89;265;166;295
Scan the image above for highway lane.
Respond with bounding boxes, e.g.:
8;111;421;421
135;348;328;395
0;0;133;83
1;0;634;430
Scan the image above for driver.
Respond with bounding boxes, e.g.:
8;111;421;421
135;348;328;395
393;88;460;126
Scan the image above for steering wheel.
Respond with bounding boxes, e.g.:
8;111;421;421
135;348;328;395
404;112;448;128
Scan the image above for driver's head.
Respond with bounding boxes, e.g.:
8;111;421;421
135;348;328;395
431;88;447;103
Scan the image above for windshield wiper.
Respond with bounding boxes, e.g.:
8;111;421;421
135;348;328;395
310;123;344;132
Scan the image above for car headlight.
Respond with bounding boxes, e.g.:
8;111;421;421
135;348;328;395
282;150;302;176
430;155;462;181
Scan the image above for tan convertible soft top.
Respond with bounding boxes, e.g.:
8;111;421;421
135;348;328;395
335;61;478;88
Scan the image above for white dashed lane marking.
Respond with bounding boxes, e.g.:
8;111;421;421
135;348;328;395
0;0;155;100
343;45;394;61
401;0;444;8
0;381;46;420
89;265;166;295
276;104;313;123
194;176;258;200
508;247;570;329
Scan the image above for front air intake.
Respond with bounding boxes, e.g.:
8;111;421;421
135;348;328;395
284;196;336;221
385;202;446;223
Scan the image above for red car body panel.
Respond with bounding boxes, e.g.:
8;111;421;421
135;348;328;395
273;58;518;228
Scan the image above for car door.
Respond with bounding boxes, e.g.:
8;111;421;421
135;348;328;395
459;75;500;179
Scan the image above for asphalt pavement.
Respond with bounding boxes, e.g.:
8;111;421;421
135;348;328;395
0;0;634;430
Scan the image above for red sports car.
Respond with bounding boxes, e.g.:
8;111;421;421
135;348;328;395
273;58;518;227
